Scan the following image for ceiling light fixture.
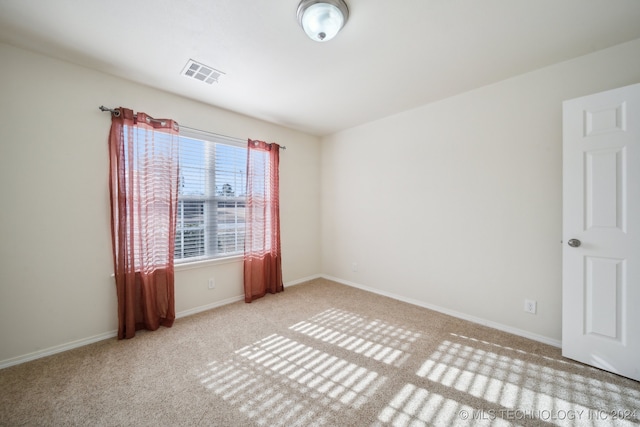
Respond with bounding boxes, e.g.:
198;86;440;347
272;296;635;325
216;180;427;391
297;0;349;42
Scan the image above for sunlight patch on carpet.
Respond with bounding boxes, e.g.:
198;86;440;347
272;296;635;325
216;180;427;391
289;308;420;366
197;333;387;426
410;334;640;426
377;383;511;427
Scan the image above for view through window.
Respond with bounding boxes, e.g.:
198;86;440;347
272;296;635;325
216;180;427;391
176;132;247;262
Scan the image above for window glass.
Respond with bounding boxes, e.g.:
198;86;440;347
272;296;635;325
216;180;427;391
175;132;246;262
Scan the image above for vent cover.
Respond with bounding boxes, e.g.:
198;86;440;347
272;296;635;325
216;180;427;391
181;59;225;84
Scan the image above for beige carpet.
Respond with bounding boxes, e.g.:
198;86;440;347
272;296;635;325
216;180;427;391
1;279;638;427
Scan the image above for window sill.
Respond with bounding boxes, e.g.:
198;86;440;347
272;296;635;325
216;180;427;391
175;255;243;272
110;255;243;278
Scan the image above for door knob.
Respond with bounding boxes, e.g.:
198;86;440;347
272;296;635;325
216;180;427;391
568;239;581;247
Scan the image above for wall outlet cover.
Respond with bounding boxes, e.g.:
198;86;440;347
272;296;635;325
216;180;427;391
524;299;537;314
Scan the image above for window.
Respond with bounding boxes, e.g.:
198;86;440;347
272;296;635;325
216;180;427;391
175;130;246;263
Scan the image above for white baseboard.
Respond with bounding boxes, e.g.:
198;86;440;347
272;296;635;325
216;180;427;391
0;272;560;370
285;274;323;287
321;274;562;348
177;274;322;320
0;274;324;370
0;330;118;370
176;295;245;319
0;297;247;370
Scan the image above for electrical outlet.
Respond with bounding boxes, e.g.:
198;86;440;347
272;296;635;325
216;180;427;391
524;299;537;314
351;262;358;272
208;278;215;290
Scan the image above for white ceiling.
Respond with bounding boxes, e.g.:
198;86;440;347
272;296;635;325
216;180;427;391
1;0;640;136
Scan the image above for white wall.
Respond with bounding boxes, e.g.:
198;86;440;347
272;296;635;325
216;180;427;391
2;37;640;366
0;43;321;364
321;38;640;343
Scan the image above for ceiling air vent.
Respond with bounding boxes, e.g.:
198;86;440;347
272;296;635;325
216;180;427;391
182;59;225;84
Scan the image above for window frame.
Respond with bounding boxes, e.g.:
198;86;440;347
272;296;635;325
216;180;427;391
174;128;247;266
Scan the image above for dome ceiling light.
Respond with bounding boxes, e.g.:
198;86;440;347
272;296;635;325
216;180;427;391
297;0;349;42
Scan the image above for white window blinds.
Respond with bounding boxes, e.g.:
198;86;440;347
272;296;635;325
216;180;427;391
175;131;247;262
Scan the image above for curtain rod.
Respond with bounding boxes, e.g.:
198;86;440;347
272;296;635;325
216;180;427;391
98;106;286;150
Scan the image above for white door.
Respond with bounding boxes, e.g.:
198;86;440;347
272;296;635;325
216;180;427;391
562;83;640;381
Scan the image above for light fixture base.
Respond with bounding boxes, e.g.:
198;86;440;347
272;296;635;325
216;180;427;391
297;0;349;42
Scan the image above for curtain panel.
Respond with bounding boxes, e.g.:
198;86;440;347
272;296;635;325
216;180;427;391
108;108;179;339
244;139;283;302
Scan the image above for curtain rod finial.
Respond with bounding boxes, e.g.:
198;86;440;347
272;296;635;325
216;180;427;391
99;105;120;117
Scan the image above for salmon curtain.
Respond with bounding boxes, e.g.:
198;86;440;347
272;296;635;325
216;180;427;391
108;107;180;339
244;139;283;302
